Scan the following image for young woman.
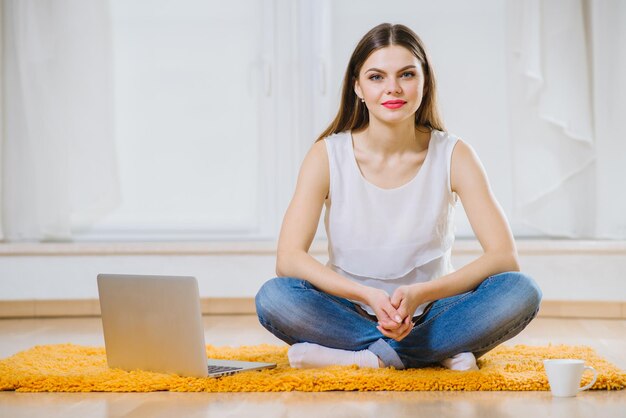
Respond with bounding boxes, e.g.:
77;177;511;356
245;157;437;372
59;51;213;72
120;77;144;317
255;23;542;371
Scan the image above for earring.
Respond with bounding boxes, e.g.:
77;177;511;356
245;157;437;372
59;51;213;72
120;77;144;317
360;97;365;103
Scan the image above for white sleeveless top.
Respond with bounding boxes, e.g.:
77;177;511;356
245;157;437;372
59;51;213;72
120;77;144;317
323;129;459;316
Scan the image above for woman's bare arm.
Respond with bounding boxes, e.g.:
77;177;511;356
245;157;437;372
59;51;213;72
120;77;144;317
276;140;402;328
418;140;520;303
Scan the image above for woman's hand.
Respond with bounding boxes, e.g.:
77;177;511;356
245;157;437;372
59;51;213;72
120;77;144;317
362;286;413;342
376;315;414;341
363;287;404;331
375;284;429;342
391;284;427;321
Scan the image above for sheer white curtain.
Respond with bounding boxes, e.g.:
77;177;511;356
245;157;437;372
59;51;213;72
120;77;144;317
506;0;626;238
590;0;626;239
1;0;120;241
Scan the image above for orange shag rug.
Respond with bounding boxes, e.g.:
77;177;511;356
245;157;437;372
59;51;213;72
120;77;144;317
0;344;624;392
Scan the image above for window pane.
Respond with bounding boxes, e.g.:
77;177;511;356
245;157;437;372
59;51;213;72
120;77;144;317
95;0;264;233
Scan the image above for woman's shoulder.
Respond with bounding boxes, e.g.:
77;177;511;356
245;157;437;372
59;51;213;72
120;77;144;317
431;128;460;144
428;129;462;158
316;131;351;158
321;130;351;144
308;131;348;169
298;140;330;191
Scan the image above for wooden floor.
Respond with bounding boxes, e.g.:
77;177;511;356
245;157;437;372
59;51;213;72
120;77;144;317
1;315;625;418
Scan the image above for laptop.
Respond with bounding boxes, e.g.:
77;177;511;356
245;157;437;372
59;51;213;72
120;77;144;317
97;273;276;378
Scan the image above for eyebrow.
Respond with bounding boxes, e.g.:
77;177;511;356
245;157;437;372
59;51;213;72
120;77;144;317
365;65;417;74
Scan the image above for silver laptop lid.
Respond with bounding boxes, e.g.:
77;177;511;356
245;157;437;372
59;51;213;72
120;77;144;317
97;274;208;377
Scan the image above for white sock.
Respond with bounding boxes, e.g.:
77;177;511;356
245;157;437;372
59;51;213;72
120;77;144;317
288;342;380;369
440;352;479;371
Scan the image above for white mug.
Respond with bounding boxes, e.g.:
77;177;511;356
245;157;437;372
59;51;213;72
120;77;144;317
543;359;598;397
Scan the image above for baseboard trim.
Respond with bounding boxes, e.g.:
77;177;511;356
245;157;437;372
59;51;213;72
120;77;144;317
537;300;626;319
0;298;257;318
0;299;624;319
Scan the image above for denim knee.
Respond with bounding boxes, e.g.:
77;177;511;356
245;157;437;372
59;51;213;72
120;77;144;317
255;277;282;321
514;272;542;313
495;271;543;317
255;277;301;323
255;277;304;345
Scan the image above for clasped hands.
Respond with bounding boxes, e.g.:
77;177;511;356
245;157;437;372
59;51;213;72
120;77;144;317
365;284;426;342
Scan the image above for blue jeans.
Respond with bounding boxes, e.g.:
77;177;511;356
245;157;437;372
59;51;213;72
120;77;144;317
255;272;542;369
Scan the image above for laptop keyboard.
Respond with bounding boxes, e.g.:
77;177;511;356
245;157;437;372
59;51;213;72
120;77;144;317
207;365;243;375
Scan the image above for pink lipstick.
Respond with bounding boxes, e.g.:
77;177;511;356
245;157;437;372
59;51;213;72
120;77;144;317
382;100;406;109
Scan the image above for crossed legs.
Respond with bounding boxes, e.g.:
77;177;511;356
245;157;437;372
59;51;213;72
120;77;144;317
255;272;542;370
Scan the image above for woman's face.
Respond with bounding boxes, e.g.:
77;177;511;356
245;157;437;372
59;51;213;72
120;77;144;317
354;45;425;126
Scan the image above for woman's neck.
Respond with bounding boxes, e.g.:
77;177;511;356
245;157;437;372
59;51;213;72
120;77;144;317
359;120;429;157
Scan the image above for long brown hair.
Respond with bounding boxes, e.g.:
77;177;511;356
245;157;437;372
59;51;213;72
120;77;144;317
316;23;445;142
